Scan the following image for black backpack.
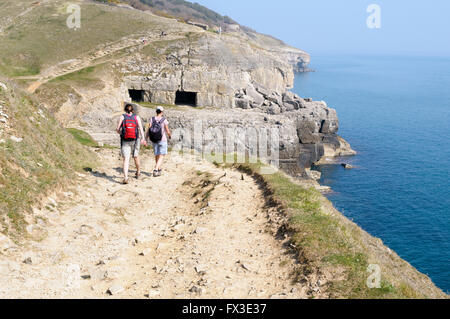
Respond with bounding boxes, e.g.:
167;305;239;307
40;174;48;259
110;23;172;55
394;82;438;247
149;117;165;143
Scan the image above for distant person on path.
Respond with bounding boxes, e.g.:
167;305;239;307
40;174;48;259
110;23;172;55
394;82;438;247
146;106;171;177
116;103;146;184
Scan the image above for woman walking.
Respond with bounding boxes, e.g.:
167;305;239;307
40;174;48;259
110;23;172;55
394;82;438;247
147;106;172;177
116;103;147;184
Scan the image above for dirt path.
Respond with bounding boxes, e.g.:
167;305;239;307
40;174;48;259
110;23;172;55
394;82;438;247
0;149;308;299
22;32;190;94
0;1;49;34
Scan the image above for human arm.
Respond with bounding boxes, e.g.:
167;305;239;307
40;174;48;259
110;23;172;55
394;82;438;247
145;118;152;142
116;115;124;134
137;116;147;146
165;120;172;140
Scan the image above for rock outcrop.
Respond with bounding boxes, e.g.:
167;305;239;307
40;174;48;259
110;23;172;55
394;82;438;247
167;104;352;178
123;32;297;108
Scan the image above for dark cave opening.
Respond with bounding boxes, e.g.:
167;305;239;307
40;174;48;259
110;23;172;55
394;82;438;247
129;89;145;102
175;90;197;106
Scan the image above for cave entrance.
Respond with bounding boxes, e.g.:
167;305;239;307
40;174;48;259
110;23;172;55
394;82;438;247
175;90;197;106
129;89;145;102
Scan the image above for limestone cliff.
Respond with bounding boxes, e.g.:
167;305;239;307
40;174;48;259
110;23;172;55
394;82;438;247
116;29;351;177
123;32;298;107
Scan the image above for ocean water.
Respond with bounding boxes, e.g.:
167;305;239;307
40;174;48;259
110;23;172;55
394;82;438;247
293;54;450;293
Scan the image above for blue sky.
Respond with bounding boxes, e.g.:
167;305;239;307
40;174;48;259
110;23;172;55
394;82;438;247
191;0;450;56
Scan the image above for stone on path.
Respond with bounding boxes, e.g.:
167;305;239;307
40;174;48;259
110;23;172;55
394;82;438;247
195;264;207;275
194;227;207;234
107;284;125;296
140;248;152;256
147;289;160;298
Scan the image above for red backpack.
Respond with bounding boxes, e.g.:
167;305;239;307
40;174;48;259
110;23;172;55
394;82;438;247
122;114;138;140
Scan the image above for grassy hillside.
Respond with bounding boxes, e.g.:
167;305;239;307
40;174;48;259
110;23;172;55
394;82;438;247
125;0;237;27
0;0;185;77
0;79;97;241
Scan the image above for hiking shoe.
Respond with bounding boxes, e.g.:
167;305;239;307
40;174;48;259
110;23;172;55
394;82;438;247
153;170;158;177
157;169;162;177
122;178;129;185
135;171;141;179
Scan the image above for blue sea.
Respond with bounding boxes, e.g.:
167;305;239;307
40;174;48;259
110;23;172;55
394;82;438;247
293;54;450;293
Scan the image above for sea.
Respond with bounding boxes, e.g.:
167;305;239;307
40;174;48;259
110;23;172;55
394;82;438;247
293;54;450;293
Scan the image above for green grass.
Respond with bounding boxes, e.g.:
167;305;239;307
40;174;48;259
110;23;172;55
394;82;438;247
139;101;207;111
0;80;97;240
50;65;105;90
138;101;184;110
67;128;98;147
0;1;173;77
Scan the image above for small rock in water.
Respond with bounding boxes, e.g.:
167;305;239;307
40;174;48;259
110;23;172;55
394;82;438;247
341;163;354;169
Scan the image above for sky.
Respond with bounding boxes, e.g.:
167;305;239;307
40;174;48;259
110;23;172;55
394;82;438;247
191;0;450;57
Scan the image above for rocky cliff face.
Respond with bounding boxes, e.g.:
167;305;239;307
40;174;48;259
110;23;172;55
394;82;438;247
130;103;355;178
115;30;353;178
123;32;298;108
